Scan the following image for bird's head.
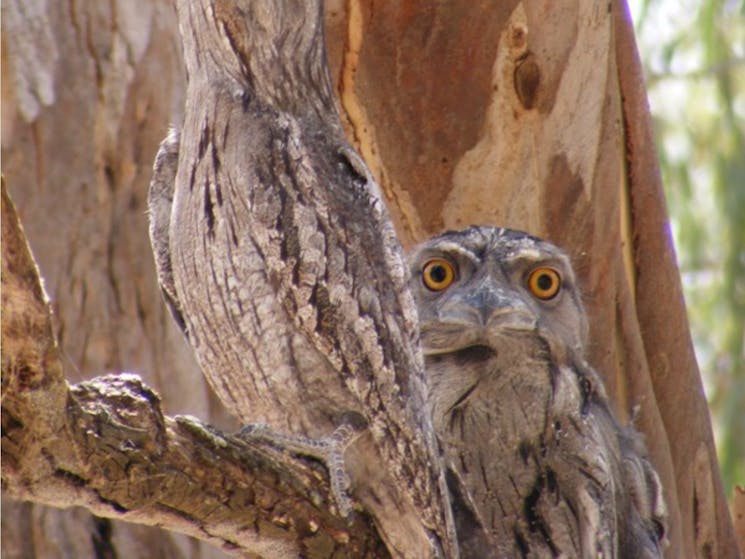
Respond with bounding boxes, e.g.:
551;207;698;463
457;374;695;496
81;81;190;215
408;226;588;369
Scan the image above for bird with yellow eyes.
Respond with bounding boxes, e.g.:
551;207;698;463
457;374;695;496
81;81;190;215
408;226;667;558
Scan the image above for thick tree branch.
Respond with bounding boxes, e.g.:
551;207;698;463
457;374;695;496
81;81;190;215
614;4;740;556
1;183;388;558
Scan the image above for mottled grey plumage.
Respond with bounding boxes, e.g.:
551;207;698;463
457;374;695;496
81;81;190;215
147;2;456;555
408;226;667;558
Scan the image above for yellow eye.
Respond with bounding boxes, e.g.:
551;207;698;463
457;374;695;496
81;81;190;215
422;259;456;291
527;267;561;300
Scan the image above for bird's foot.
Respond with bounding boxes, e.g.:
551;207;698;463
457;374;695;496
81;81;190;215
237;420;363;517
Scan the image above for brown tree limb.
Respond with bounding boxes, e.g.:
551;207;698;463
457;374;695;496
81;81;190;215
1;182;388;558
614;3;741;557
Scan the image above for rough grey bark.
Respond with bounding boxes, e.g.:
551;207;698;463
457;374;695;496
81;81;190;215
147;1;455;556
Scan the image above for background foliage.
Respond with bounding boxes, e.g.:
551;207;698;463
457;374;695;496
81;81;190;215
631;0;745;496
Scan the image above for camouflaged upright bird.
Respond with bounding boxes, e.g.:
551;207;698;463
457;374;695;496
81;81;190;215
146;5;458;556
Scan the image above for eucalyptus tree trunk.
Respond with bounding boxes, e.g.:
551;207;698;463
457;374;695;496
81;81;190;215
1;1;740;558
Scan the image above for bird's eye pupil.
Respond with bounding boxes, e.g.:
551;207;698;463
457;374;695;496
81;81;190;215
422;259;456;291
430;265;448;283
536;273;553;291
527;267;561;300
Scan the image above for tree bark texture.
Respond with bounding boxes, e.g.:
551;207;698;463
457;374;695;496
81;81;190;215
1;0;741;558
2;1;233;557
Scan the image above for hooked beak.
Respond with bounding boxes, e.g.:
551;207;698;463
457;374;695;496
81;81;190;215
420;284;536;356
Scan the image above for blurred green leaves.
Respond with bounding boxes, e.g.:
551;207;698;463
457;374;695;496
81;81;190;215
631;0;745;496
